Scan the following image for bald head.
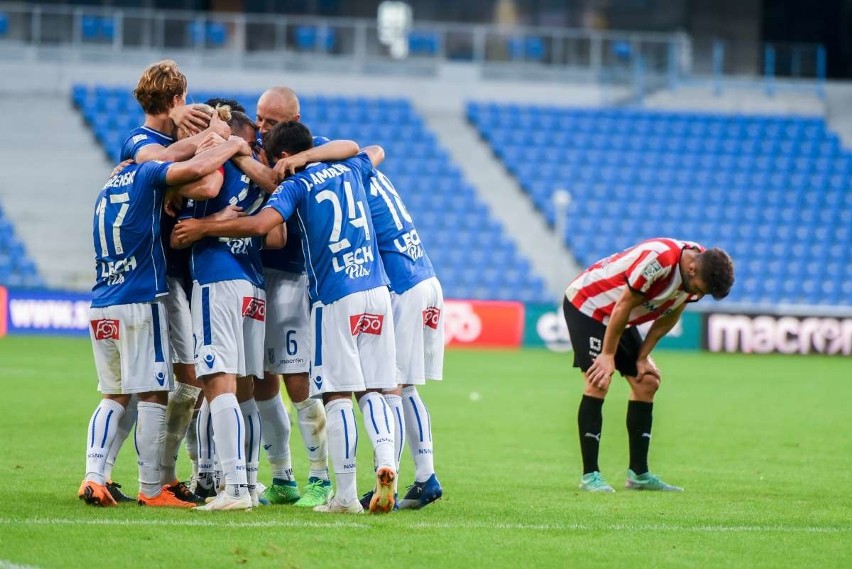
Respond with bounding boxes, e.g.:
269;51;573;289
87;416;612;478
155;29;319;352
256;87;300;135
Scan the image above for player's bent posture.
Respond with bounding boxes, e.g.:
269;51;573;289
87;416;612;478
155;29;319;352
174;122;398;514
80;137;246;507
357;169;444;511
563;238;734;492
173;112;275;511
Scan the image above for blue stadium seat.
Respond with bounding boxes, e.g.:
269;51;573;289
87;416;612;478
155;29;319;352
295;26;335;52
409;30;439;56
468;101;851;306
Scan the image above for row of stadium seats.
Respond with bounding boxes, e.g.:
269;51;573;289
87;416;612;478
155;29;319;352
0;209;45;289
468;101;852;307
71;84;552;303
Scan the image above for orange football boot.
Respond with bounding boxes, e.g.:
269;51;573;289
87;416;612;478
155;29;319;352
137;487;195;508
78;480;118;507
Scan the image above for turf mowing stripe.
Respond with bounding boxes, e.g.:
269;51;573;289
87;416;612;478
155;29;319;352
0;518;848;534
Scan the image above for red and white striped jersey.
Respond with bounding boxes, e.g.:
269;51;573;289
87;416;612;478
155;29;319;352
565;238;703;326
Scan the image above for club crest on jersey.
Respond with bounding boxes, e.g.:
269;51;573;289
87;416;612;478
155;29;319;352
350;313;384;336
242;297;266;321
394;229;424;261
91;319;120;340
332;245;374;279
423;307;441;330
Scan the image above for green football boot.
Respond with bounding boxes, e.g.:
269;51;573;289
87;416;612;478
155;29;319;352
625;469;684;491
294;477;333;508
579;471;615;493
259;480;300;505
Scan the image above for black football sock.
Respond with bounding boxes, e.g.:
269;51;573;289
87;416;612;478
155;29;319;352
578;395;605;475
626;400;654;475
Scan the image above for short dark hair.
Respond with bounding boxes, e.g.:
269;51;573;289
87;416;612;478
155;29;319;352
228;110;257;132
263;121;313;164
204;97;246;113
697;248;734;300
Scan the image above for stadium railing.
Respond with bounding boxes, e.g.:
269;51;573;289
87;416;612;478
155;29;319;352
0;3;826;100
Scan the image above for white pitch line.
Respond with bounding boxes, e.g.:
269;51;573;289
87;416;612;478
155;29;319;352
0;518;848;534
0;560;42;569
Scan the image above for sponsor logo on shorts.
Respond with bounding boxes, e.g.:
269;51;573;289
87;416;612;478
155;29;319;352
242;297;266;322
313;375;323;390
155;371;166;386
349;313;384;336
203;354;216;369
267;348;275;364
423;307;441;330
90;319;120;340
588;337;602;358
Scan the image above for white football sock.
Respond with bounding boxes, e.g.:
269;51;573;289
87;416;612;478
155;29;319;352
161;382;201;484
196;399;216;489
384;394;405;475
325;399;358;504
239;398;261;492
209;393;247;496
186;407;200;480
256;396;293;481
136;401;167;497
294;397;329;480
103;396;136;482
402;386;434;482
85;398;126;485
357;392;395;472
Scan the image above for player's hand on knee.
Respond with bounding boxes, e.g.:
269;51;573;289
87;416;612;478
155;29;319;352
587;354;615;389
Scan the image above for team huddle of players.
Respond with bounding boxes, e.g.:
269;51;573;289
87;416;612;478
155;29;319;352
79;60;444;513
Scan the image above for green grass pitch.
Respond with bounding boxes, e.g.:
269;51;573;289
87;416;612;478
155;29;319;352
0;335;850;568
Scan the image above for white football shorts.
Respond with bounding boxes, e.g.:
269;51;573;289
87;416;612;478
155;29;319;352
164;276;194;365
89;300;173;395
263;269;310;375
391;276;445;385
309;286;397;398
192;279;265;379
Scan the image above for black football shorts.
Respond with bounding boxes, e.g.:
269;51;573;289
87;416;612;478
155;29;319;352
562;297;643;378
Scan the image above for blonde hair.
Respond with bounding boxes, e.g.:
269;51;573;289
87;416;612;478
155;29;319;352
133;59;188;115
190;103;232;122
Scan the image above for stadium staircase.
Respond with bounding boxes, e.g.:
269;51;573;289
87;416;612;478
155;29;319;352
422;109;581;300
0;94;110;290
467;102;852;307
72;85;552;303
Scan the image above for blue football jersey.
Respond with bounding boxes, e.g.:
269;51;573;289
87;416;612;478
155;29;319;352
264;153;388;305
365;170;436;294
259;135;329;275
120;125;189;280
120;126;173;162
91;161;172;308
184;161;266;287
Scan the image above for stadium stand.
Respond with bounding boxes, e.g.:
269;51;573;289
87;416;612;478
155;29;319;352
0;205;44;289
70;85;551;303
467;102;852;307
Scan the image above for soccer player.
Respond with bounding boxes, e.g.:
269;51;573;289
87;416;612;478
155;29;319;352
103;61;234;504
563;238;734;492
357;169;444;510
230;87;359;509
172;111;276;511
173;122;398;514
80;136;247;507
177;87;358;508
